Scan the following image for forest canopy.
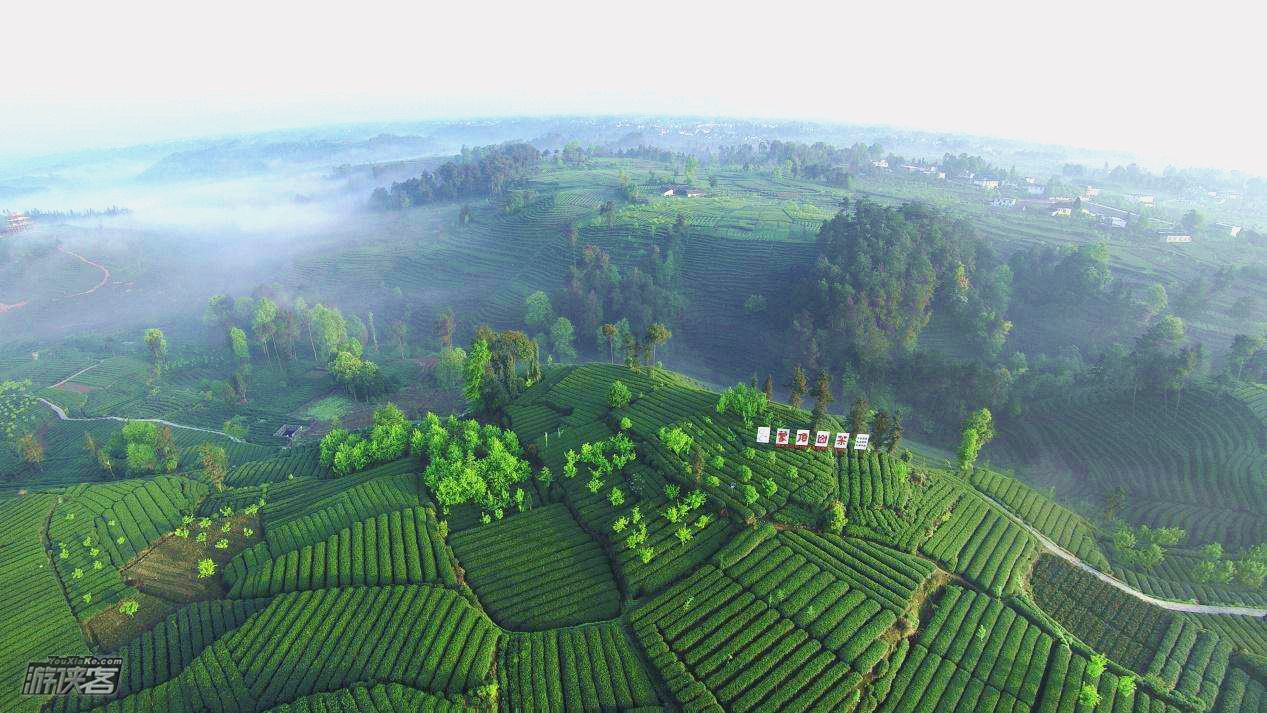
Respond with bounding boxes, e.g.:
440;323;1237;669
789;200;1005;372
371;142;540;210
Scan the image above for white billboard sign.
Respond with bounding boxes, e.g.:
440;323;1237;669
775;428;790;446
756;427;771;444
834;432;850;450
853;433;870;450
794;429;811;448
814;431;831;449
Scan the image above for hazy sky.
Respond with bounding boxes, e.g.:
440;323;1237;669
3;0;1260;172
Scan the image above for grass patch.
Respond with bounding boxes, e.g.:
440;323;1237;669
304;395;355;422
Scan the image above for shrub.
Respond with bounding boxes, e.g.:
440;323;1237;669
1078;683;1101;708
716;383;768;427
608;380;632;409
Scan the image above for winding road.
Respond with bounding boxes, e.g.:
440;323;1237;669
38;398;246;443
977;490;1267;617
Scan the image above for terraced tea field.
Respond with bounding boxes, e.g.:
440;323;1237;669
994;386;1267;556
3;363;1266;713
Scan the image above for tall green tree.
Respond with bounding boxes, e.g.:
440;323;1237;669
716;383;768;427
645;323;671;364
463;339;491;409
435;310;455;349
1132;315;1200;407
956;407;995;473
251;298;278;364
229;327;250;362
144;328;167;373
811;370;833;424
197;443;228;492
1180;209;1205;234
601;324;617;364
308;304;348;360
788;365;808;409
550;317;577;361
1227;334;1266;380
525;291;554;333
434;346;467;390
389;320;409;359
873;410;903;453
366;311;379;352
847;397;871;435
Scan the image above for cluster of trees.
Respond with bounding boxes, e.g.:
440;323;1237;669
766;195;1245;440
206;293;396;401
318;403;410;476
1129;315;1204;407
780;370;903;451
1109;523;1185;570
328;342;390;401
1192;542;1267;589
1008;243;1115;307
559;220;685;360
1225;332;1267;382
565;434;636;496
415;412;531;518
593;320;672;369
713;140;879;184
1171;267;1236;319
0;379;41;472
143;328;168;389
370;142;540;210
715;383;768;427
881;299;1219;441
86;421;180;477
939;152;1008;180
462;327;542;417
789;200;1006;375
22;206;132;222
524;291;577;362
1097;161;1267;199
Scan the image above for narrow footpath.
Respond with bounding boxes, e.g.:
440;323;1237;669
38;398;246;444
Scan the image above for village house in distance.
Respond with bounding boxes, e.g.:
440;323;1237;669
661;184;706;198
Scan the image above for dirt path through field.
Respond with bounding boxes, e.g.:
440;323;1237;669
58;245;110;296
0;246;109;314
51;362;100;389
978;491;1267;617
38;397;246;443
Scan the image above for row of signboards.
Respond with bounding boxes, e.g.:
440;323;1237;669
756;427;870;451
